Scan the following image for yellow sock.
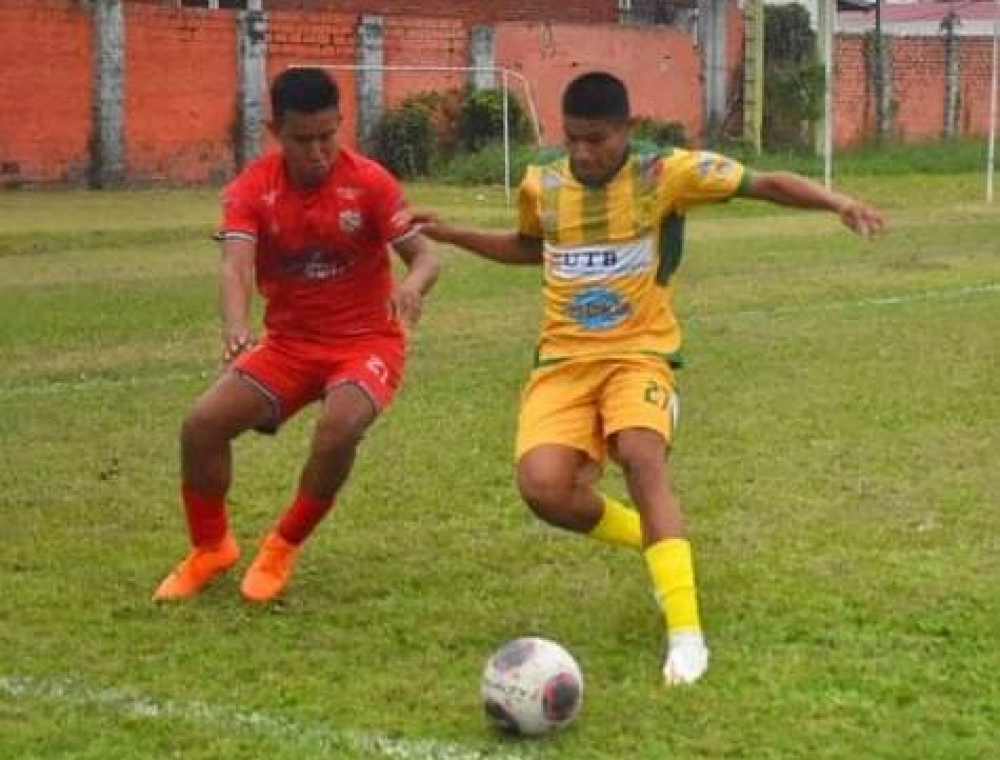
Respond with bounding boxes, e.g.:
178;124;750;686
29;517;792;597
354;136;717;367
644;538;702;634
588;495;641;549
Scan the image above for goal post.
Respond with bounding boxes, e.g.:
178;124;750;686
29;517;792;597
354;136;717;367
290;63;543;204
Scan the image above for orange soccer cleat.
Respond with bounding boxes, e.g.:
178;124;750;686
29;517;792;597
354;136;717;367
240;531;299;603
152;534;241;601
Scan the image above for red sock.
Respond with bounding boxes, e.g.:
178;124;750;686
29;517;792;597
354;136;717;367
181;485;228;547
276;491;335;545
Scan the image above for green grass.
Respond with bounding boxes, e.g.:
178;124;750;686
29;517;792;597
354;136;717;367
0;175;998;759
430;137;995;185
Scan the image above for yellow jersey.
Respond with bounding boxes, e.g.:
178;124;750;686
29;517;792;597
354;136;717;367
518;143;749;365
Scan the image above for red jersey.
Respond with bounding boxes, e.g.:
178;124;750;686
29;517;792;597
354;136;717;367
219;148;415;344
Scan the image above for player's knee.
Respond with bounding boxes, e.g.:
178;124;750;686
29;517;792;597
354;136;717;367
612;431;666;475
180;405;220;449
517;466;573;521
312;414;365;459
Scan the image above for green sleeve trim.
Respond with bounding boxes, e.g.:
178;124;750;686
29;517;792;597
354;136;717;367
656;213;686;285
736;167;755;197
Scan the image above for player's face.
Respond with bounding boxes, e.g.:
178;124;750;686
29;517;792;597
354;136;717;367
563;115;631;186
273;107;341;187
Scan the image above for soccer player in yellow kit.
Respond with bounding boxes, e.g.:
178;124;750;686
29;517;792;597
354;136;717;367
418;71;884;685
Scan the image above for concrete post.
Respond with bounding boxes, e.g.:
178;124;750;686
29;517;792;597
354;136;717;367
698;0;728;145
469;25;496;90
357;15;384;154
238;7;268;168
89;0;126;188
742;0;764;154
942;12;961;139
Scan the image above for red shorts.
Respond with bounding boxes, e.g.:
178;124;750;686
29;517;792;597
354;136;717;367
232;333;405;431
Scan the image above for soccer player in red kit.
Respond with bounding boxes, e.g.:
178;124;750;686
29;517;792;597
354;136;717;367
153;67;439;603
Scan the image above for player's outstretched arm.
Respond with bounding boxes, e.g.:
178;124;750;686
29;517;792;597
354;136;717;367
412;211;543;265
744;171;886;239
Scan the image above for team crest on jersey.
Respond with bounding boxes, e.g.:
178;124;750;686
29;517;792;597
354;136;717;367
638;154;663;189
567;286;631;330
696;152;737;179
338;208;363;234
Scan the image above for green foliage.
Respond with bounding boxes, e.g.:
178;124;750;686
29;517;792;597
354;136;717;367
632;117;688;147
763;3;823;150
374;87;531;180
764;2;815;65
373;93;442;179
456;87;530;151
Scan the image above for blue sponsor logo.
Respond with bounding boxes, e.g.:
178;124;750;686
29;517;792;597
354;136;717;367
567;287;631;330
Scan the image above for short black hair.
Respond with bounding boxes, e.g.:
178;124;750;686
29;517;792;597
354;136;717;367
562;71;630;123
270;67;340;123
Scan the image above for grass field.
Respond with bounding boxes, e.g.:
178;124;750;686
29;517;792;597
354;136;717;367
1;174;997;759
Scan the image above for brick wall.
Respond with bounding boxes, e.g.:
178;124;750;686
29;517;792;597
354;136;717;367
0;0;92;184
2;4;997;186
124;5;239;183
266;10;358;156
382;16;469;107
210;0;616;24
496;23;705;144
960;38;996;134
891;36;948;141
834;34;998;147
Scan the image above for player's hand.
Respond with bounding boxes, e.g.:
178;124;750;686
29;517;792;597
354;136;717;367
221;331;256;366
409;210;445;241
839;201;885;240
389;285;424;330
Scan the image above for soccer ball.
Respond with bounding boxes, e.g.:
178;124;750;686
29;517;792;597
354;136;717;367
481;636;583;736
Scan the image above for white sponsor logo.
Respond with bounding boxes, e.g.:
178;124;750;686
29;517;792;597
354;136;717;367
546;238;653;281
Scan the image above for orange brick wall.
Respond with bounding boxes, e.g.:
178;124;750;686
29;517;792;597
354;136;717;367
960;39;996;134
266;10;358;156
834;34;997;148
495;23;707;145
833;35;871;147
891;36;948;141
0;0;92;184
3;4;998;186
124;5;240;183
228;0;616;24
382;16;469;108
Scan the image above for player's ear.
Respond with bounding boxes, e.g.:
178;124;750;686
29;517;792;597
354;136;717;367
265;119;280;139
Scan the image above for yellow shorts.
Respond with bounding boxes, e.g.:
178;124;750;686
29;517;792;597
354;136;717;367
515;355;679;464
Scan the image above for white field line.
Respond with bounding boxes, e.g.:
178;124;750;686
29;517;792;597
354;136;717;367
0;674;528;760
689;281;1000;322
0;282;997;400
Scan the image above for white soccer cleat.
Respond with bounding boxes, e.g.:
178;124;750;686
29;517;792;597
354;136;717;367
662;631;709;686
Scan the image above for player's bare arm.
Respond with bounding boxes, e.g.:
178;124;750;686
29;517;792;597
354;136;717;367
218;239;257;365
744;170;886;239
412;210;543;265
390;232;439;328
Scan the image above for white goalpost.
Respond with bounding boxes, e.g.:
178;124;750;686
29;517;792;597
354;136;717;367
821;0;836;190
291;63;543;204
